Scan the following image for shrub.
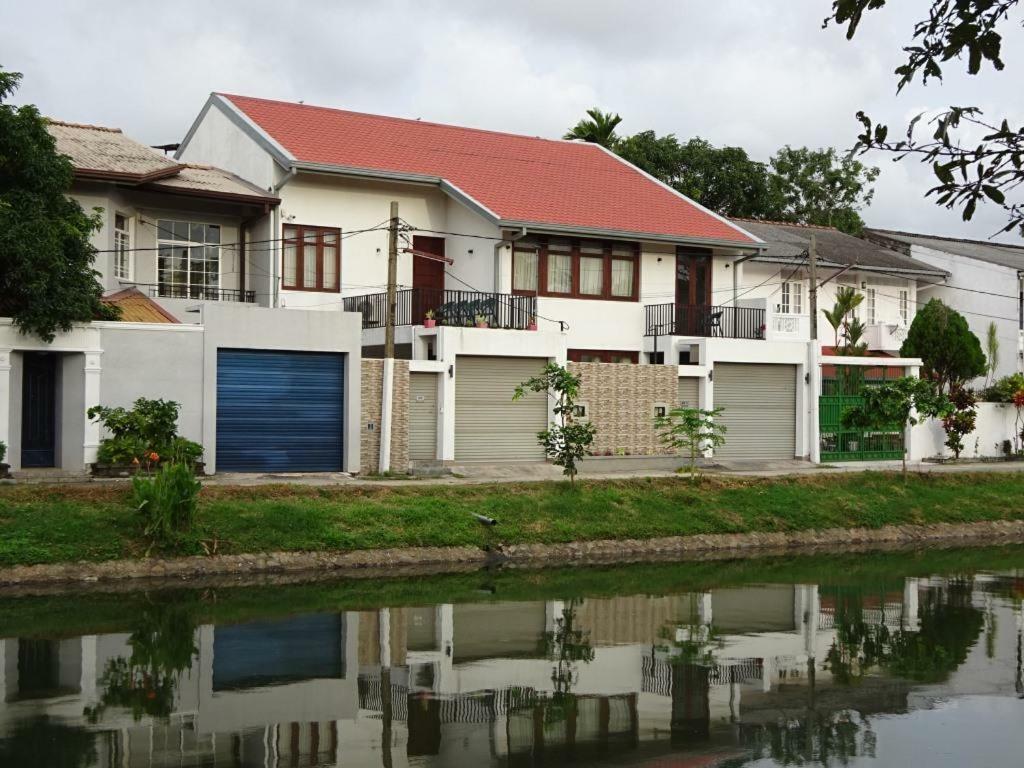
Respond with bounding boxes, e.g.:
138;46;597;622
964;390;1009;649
88;398;203;468
900;299;985;392
655;407;727;483
131;462;201;545
0;440;6;464
980;373;1024;403
941;386;977;460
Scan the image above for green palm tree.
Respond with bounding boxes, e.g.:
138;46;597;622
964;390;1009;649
823;287;865;352
564;108;622;148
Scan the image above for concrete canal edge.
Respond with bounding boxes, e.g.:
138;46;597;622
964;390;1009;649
2;519;1024;591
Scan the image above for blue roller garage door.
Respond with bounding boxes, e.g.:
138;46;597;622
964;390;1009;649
216;349;345;472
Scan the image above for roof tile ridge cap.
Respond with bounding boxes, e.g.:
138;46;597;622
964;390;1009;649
46;119;123;133
220;92;590;148
868;227;1024;250
730;216;838;232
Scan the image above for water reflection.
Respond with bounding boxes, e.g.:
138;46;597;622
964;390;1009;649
1;556;1023;766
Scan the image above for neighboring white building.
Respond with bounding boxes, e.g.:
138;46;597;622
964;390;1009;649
865;229;1024;383
176;93;832;464
730;220;948;356
1;122;364;475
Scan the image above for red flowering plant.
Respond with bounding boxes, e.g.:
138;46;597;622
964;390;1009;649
1013;389;1024;454
941;385;977;460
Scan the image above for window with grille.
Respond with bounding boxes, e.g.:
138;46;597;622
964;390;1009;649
113;214;132;280
156;219;221;298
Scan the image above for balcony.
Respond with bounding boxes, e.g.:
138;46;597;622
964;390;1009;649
644;303;766;340
145;284;256;303
343;288;538;330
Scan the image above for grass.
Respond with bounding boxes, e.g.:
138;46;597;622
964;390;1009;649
1;471;1023;567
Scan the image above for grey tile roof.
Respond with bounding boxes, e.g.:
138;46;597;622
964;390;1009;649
865;229;1024;272
47;120;180;181
732;219;949;277
47;120;276;203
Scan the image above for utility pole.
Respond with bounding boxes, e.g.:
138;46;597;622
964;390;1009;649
380;201;399;475
384;201;399;359
808;234;818;342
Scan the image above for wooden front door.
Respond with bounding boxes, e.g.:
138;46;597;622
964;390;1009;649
21;352;57;468
412;236;446;323
675;247;713;335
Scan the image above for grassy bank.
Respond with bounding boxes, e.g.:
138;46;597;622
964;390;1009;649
1;471;1024;568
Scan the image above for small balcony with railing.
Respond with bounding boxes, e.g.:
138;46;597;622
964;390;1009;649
644;303;766;340
143;283;256;303
342;288;538;331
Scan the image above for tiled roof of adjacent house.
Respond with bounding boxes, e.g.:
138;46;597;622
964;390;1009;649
101;288;180;323
864;228;1024;272
47;120;181;183
215;94;759;246
733;219;949;278
46;120;277;204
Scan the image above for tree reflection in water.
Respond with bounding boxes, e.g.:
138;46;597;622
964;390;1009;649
85;593;198;723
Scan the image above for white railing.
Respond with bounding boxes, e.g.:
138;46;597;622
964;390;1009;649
864;322;909;353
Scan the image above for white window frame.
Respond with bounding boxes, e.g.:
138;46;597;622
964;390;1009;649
899;289;909;324
155;219;222;298
780;281;803;315
113;213;132;281
866;287;877;324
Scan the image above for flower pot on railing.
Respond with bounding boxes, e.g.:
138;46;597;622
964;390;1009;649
528;322;538;331
474;314;489;329
423;318;437;328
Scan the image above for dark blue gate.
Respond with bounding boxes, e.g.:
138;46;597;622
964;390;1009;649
216;349;345;472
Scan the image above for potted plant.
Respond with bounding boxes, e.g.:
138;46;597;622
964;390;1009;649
474;314;489;329
0;440;9;479
527;315;538;331
423;309;437;328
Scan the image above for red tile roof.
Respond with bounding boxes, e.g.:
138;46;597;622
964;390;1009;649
220;94;757;245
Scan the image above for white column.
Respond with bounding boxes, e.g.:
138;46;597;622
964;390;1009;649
698;592;713;626
439;334;457;462
83;350;102;465
378;608;391;669
903;578;920;632
379;357;394;472
798;585;819;658
80;635;98;702
436;604;455;692
808;344;822;463
699;373;714;458
0;349;11;462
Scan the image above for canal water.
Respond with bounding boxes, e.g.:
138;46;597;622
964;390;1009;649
1;546;1022;767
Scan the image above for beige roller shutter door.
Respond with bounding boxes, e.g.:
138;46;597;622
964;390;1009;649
409;373;438;461
455;356;548;461
678;377;700;409
713;363;796;461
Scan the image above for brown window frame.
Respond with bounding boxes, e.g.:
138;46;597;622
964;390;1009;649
512;237;640;302
567;349;639;364
282;224;341;292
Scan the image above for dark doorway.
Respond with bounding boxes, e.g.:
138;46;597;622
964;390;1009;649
21;353;57;468
412;236;446;323
675;248;713;335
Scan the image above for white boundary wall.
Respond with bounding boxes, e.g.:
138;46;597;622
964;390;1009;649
911;402;1020;460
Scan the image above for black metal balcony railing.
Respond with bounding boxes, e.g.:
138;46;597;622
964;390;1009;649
645;303;765;340
146;284;256;303
343;288;537;330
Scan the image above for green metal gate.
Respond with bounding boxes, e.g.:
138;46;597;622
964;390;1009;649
819;365;905;462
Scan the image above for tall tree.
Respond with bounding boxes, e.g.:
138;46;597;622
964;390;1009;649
0;67;115;341
617;133;781;218
769;146;879;234
563;108;622;148
826;1;1024;236
900;298;986;392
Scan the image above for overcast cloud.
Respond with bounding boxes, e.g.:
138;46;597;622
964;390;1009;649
3;0;1022;242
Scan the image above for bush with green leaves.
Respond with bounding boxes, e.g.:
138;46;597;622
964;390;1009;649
900;299;986;392
842;377;948;473
655;406;726;482
88;397;202;468
980;373;1024;403
131;462;201;546
514;363;597;483
0;440;6;464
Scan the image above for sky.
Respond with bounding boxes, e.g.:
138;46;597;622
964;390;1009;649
3;0;1022;243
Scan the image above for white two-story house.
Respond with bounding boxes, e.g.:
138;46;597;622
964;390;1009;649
175;94;841;464
865;229;1024;383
